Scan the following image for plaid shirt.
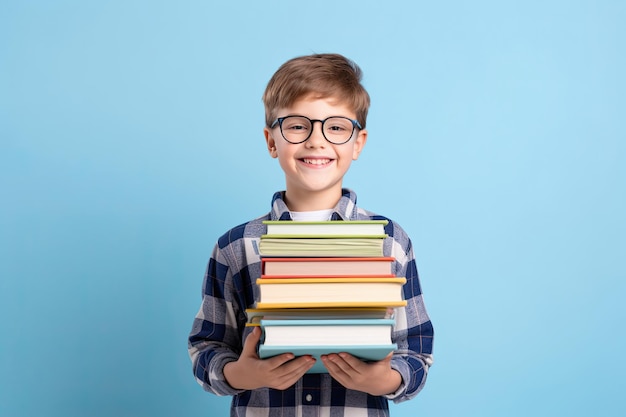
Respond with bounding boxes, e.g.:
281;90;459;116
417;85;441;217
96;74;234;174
188;189;434;417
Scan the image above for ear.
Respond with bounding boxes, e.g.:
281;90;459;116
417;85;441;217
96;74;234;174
264;127;279;158
351;129;367;160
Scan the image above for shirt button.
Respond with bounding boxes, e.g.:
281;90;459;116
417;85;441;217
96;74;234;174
305;394;313;402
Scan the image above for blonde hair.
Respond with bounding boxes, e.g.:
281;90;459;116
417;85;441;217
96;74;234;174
262;53;370;128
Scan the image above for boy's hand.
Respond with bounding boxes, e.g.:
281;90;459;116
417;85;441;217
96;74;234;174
321;352;402;396
223;326;316;391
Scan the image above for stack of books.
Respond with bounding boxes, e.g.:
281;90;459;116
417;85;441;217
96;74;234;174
248;220;406;373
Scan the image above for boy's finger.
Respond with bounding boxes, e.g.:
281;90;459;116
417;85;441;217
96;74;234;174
265;352;297;368
241;326;262;356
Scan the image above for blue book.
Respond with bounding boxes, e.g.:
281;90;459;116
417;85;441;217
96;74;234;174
258;344;397;374
258;318;396;373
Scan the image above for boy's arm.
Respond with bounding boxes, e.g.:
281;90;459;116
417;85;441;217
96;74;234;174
188;245;246;396
386;238;435;402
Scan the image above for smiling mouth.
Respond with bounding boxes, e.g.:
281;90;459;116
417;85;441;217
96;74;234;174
301;158;333;166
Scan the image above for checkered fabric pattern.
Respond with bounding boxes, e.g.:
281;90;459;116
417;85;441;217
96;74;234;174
188;189;434;416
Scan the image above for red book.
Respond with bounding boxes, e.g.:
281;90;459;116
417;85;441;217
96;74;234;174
261;257;395;278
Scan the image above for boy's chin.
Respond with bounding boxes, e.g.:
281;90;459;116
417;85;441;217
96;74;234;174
290;182;344;196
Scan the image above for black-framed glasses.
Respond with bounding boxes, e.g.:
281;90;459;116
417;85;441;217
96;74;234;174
270;115;362;145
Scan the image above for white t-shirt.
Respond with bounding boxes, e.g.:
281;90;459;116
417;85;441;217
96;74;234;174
289;209;334;221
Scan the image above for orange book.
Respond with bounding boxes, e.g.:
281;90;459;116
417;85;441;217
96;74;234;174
261;257;395;277
256;277;407;309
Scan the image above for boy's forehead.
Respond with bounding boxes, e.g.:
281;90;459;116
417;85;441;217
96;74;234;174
280;94;356;114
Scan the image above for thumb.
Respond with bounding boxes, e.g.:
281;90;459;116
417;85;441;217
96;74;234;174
242;326;262;357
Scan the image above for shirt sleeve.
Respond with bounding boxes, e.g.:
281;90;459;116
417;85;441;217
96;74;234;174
188;243;247;396
386;232;435;403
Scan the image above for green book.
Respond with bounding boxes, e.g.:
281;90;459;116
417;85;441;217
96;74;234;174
258;237;385;257
262;220;388;237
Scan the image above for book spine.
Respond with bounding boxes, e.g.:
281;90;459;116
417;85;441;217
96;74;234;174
260;274;397;279
257;277;407;285
256;301;407;309
260;319;396;327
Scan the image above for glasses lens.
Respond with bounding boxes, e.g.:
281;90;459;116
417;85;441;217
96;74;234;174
280;116;312;143
323;117;355;144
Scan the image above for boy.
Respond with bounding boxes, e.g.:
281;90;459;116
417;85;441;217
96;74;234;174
188;53;434;416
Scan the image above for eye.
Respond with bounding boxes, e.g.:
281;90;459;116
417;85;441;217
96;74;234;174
327;124;347;132
282;117;310;132
325;118;352;133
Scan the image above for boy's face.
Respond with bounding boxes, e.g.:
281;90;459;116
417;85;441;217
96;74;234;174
264;95;367;210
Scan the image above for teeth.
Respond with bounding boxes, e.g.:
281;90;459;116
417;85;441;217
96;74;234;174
303;158;331;165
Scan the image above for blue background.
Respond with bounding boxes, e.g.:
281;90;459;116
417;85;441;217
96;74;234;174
2;1;624;416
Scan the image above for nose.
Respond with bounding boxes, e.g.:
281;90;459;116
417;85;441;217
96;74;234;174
306;120;326;147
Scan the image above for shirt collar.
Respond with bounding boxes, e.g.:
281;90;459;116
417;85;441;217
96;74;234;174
270;189;359;221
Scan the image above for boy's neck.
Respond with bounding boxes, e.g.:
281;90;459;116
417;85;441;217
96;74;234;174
283;188;342;212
